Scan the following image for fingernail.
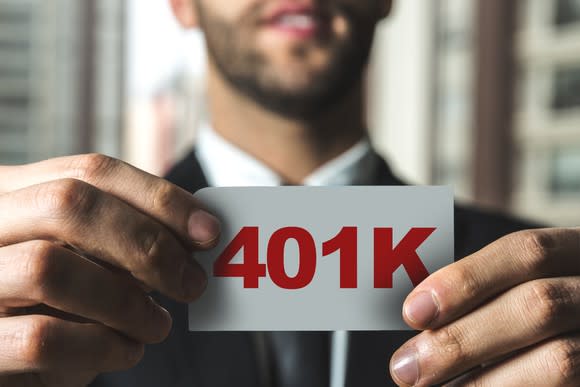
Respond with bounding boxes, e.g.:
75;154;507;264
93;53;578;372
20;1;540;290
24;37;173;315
188;210;221;244
182;263;207;300
404;291;439;327
127;343;145;364
391;347;419;386
150;300;172;331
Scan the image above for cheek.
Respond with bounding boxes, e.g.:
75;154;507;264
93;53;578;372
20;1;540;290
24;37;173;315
254;40;334;81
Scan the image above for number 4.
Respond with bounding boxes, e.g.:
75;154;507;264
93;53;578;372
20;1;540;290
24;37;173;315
213;227;266;288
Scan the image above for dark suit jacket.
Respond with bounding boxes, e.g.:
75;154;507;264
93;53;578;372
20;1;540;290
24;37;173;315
92;150;537;387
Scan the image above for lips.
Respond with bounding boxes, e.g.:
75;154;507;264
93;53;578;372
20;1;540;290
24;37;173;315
262;2;328;38
275;13;317;29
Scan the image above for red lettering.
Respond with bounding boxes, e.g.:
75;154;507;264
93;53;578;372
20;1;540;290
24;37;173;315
322;227;358;288
373;227;436;288
267;227;317;289
213;226;266;288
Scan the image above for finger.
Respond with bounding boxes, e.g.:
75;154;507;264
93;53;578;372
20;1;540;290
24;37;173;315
390;277;580;386
0;154;220;247
0;179;207;302
0;241;171;344
444;333;580;387
403;228;580;329
0;315;144;374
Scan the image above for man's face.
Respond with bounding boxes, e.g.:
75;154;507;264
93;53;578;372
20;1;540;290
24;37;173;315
193;0;390;118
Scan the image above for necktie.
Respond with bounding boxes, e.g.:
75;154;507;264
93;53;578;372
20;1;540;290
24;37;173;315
267;331;330;387
263;182;329;387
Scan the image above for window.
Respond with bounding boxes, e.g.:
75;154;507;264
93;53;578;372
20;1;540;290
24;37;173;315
0;1;126;166
555;0;580;26
550;147;580;195
552;65;580;110
514;0;580;225
0;3;32;164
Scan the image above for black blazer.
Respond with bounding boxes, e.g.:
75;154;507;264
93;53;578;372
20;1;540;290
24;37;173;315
92;150;538;387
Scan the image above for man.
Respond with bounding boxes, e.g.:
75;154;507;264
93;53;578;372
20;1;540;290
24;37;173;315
0;0;577;386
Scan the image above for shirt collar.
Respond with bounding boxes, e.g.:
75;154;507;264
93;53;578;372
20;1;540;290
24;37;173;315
195;122;379;187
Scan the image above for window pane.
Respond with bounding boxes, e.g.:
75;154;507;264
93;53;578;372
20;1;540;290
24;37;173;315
550;148;580;195
555;0;580;26
552;66;580;110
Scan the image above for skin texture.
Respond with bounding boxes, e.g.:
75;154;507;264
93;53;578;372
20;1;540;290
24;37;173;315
193;0;379;118
0;1;577;386
0;155;220;386
391;228;580;386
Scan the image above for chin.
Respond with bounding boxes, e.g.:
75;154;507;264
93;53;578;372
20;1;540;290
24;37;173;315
264;75;320;97
268;60;332;87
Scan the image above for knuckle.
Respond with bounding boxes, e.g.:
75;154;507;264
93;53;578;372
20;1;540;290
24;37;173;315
38;178;99;220
443;265;480;301
21;241;59;300
546;339;580;384
514;230;555;271
522;280;567;333
17;316;55;367
431;324;469;364
70;153;121;183
135;227;170;271
150;182;178;215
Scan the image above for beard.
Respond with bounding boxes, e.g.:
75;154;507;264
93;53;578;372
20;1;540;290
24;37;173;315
195;1;378;120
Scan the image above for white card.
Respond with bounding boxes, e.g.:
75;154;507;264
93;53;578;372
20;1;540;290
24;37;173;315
189;186;453;331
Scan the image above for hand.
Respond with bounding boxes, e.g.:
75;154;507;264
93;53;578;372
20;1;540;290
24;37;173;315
389;228;580;386
0;154;220;386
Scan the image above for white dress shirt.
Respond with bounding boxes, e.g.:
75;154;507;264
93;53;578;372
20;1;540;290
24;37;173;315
195;122;379;387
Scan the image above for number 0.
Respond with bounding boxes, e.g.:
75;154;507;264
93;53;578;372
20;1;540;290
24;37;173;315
267;227;317;289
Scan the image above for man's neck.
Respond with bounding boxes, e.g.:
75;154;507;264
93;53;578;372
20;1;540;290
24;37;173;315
206;67;367;184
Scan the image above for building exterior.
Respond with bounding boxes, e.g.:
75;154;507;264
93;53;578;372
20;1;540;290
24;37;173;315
427;0;580;226
431;0;477;201
0;0;125;165
513;0;580;225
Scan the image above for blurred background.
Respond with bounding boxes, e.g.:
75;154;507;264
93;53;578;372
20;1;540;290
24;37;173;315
0;0;579;225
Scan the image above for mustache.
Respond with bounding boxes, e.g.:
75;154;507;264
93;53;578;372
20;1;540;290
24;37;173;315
236;0;351;26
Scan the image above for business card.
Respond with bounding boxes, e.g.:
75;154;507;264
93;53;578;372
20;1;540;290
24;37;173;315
188;186;453;331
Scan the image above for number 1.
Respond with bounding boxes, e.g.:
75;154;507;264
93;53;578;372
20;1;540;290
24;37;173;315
322;227;358;288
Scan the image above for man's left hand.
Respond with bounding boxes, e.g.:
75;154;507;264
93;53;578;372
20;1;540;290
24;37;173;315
390;228;580;386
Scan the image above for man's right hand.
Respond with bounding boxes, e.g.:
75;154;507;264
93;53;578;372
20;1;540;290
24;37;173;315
0;154;220;386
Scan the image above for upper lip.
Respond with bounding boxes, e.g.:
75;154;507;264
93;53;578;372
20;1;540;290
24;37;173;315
262;1;325;24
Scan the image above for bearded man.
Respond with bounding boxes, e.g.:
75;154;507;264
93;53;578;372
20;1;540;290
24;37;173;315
0;1;578;387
